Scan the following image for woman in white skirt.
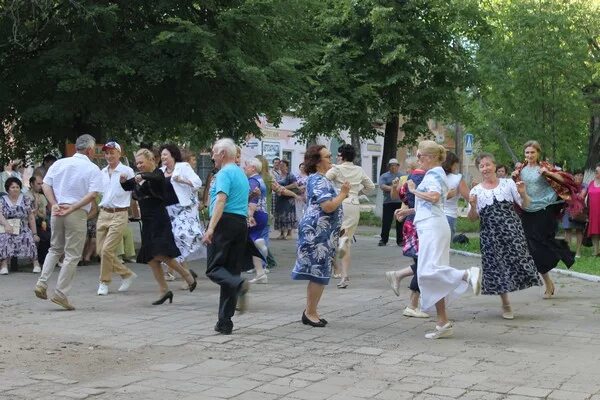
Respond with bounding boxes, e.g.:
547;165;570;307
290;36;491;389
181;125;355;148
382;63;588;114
160;144;206;287
408;140;481;339
326;144;375;288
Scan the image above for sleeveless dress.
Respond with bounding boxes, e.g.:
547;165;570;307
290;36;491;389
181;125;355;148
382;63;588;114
0;194;37;259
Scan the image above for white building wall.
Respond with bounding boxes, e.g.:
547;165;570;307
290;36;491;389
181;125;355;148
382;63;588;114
240;115;384;180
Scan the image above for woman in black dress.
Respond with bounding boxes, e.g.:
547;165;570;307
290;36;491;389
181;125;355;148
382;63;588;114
120;149;197;305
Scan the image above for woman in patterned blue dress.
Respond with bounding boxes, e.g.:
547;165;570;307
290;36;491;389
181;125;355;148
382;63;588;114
292;145;349;327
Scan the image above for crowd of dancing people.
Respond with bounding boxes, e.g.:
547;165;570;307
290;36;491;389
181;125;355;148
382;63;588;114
1;134;599;339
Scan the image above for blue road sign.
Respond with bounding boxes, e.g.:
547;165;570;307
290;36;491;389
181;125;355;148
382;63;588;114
464;133;474;155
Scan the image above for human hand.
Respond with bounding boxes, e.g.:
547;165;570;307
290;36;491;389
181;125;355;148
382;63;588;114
33;234;40;243
247;216;256;227
202;228;214;245
340;181;351;197
119;173;128;183
511;170;519;179
447;188;457;198
394;208;410;222
469;194;477;206
406;180;416;193
539;167;549;175
50;204;61;216
391;177;400;188
515;181;526;195
134;174;143;184
55;204;74;217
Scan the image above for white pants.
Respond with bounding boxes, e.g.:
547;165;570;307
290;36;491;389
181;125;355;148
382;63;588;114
416;216;467;311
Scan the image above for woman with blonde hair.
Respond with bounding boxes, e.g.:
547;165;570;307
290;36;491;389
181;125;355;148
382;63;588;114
408;140;481;339
121;148;197;305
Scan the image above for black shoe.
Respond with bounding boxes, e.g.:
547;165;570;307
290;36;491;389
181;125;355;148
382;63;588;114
214;321;233;335
152;291;173;305
188;269;198;292
378;241;386;247
302;311;326;327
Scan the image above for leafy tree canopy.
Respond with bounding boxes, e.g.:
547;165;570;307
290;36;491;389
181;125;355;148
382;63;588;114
0;0;322;161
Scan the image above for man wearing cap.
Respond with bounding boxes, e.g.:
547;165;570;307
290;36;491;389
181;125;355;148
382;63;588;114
96;141;137;296
378;158;405;246
34;134;103;310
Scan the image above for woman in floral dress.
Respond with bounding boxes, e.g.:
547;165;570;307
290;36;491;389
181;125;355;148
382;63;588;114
468;153;541;319
0;177;39;275
292;145;349;327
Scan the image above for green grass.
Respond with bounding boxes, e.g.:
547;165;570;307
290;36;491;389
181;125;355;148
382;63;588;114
451;237;600;276
456;217;480;233
359;211;382;227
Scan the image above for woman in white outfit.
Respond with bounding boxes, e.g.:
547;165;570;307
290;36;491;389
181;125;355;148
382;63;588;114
326;144;375;288
442;152;470;241
160;144;206;286
408;140;481;339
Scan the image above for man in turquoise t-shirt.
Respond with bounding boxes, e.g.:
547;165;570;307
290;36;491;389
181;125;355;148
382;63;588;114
202;138;250;335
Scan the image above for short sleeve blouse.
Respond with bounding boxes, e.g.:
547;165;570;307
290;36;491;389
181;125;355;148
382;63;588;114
414;166;447;223
470;179;522;213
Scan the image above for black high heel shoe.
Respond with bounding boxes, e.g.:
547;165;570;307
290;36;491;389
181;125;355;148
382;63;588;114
188;270;198;293
302;311;326;327
152;291;173;305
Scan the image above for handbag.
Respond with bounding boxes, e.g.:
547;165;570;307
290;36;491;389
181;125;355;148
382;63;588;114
0;219;21;235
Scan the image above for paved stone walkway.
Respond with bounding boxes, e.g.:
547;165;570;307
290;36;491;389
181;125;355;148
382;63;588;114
1;228;600;400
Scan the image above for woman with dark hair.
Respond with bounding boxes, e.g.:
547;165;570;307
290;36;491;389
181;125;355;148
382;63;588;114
441;152;470;240
496;165;509;179
274;159;298;239
468;153;540;319
292;145;349;326
160;144;205;287
326;144;374;288
0;177;40;275
512;140;576;298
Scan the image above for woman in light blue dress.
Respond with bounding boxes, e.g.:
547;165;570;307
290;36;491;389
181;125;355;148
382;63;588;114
292;145;349;327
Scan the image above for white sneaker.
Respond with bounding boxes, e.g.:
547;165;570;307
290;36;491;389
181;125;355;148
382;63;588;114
118;272;137;292
403;307;430;318
32;264;41;273
249;273;268;284
0;266;8;275
425;322;453;339
385;271;402;296
97;282;109;296
468;267;482;295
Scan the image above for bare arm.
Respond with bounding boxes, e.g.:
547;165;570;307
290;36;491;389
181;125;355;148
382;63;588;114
320;182;350;213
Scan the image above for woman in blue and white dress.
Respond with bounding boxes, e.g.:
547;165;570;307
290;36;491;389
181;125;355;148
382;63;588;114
292;145;349;327
407;140;481;339
468;153;540;320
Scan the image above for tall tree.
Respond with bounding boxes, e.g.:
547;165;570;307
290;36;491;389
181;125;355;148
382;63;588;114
0;0;322;161
469;0;596;169
296;0;484;174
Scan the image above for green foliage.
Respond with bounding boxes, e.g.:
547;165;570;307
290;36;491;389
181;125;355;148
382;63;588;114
467;0;598;169
456;217;480;233
296;0;485;146
359;211;382;227
0;0;323;160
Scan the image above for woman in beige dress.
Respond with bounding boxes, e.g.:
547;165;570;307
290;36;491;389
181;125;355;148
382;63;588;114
326;144;375;288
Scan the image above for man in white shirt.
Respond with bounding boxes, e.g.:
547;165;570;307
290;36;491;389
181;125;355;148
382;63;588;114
96;141;137;296
34;134;103;310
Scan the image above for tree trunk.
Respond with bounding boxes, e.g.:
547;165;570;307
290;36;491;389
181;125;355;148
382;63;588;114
380;113;399;176
585;114;600;170
350;130;361;166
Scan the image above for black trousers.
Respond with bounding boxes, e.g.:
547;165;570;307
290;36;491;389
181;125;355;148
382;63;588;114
36;218;51;265
380;202;404;244
206;213;248;325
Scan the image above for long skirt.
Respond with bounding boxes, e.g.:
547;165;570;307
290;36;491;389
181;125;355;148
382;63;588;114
416;216;468;312
479;200;541;295
521;204;575;274
166;203;207;263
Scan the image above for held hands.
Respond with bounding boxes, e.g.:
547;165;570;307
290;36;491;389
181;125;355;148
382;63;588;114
515;181;527;195
511;170;519;179
134;174;144;184
119;173;128;183
53;204;75;217
394;208;411;222
469;194;477;207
